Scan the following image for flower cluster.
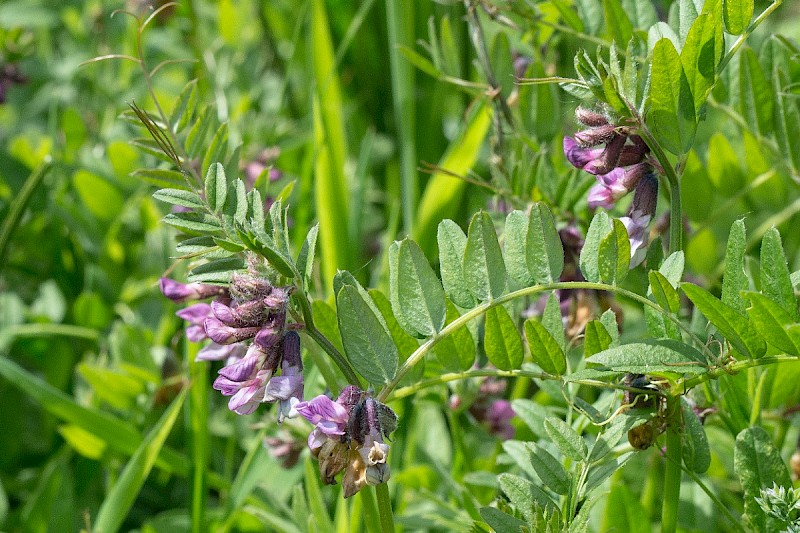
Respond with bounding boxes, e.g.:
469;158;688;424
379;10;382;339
160;271;303;418
564;107;660;266
295;386;397;497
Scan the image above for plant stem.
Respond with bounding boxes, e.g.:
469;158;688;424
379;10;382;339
375;483;396;533
680;354;799;390
186;341;208;533
717;0;784;73
661;395;683;533
361;486;381;533
0;161;51;268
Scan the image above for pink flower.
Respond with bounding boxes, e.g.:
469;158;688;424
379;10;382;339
159;278;227;303
295;395;350;450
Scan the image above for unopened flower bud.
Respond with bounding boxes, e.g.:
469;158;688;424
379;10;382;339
575;107;609;127
574;124;617;147
211;299;268;327
204;317;262;345
160;278;228;303
365;463;390;486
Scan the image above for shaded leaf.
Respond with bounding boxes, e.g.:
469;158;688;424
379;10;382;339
437;220;475;308
544;417;588;462
394;239;446;337
484;305;524;371
587;339;707;375
464;212;507;301
524;318;566;375
526;203;564;284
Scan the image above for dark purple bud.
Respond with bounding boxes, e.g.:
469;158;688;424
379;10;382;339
211;299;267;327
629;171;658;219
583;134;626;175
204;317;262;344
574;124;618;147
281;331;302;372
337;385;365;414
575;107;609;127
513;54;532;79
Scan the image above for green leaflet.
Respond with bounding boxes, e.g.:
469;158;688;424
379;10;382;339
682;282;767;359
484;305;523;371
598;219;630;285
649;271;680;313
528;443;570;495
201;125;228;190
479;507;528;532
498;473;557;523
773;68;800;175
580;211;612;283
544;416;588;462
587;339;708;375
433;300;476;372
734;427;792;532
744;292;800;356
526;203;564;284
542;292;566;352
336;284;398;385
602;0;633;46
603;483;650;533
681;399;711;473
524;318;566;376
760;227;799;321
464;212;507;301
153;188;203;210
723;0;753;35
584;320;613;357
647;38;696;155
169;79;198;133
163;212;222;235
721;219;748;314
680;0;723;112
437;219;476;309
739;48;773;137
504;210;532;286
296;224;319;284
94;390;187;533
392;239;446;337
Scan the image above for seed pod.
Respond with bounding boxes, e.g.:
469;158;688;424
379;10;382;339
628;421;656;450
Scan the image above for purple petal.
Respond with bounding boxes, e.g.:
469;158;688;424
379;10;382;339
195;342;246;362
160;278;195;303
177;303;212;324
264;374;304;402
587;184;616;209
295;395;349;427
307;428;327;450
186;324;208;342
255;327;281;349
211;300;239;325
212;376;241;396
563;136;604;170
229;382;267;415
218;355;259;381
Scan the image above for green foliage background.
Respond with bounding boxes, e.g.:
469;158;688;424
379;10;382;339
1;0;800;531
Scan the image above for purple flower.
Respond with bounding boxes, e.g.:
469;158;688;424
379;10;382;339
264;331;304;422
160;278;227;303
620;211;652;268
176;303;213;342
212;342;282;415
564;136;605;170
295;395;350;450
486;400;516;439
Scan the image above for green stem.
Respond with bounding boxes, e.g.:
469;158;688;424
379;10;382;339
378;280;711;402
292;283;361;386
186;341;208;533
361;486;381;533
0;161;51;267
375;483;395;533
661;395;683;533
680;354;799;390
